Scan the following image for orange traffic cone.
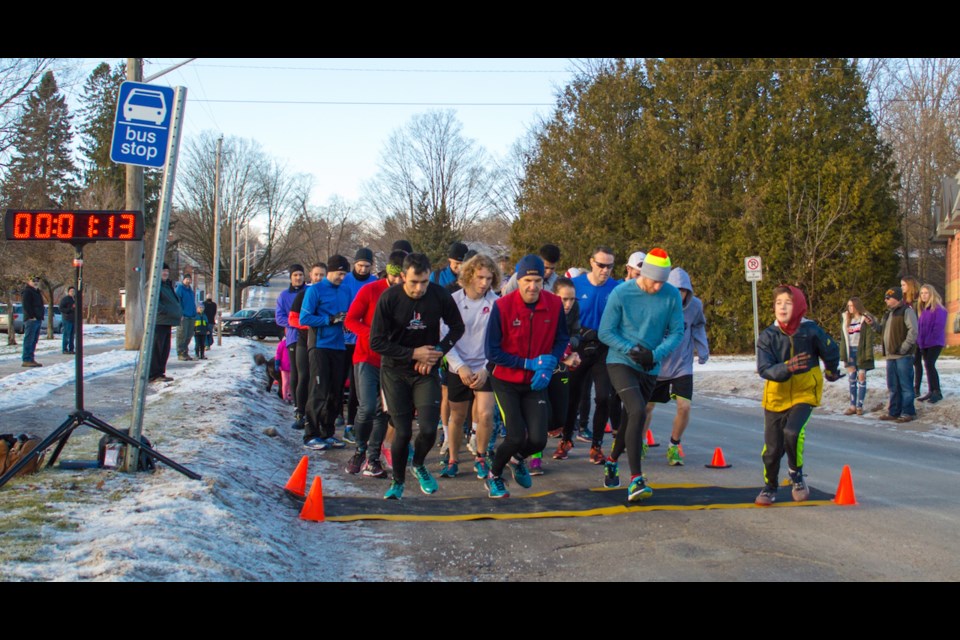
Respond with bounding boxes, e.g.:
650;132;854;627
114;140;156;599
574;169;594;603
646;428;660;447
833;465;858;505
704;447;732;469
605;421;613;434
284;455;309;498
300;476;325;522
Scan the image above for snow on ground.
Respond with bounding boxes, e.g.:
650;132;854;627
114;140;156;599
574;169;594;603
1;328;408;582
1;330;957;581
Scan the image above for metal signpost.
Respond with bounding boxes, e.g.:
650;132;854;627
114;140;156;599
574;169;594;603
745;256;763;360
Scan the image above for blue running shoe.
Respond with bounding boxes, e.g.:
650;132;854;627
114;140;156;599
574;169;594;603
412;464;439;494
343;425;357;445
439;459;459;478
325;436;346;449
604;459;620;488
510;458;532;489
474;456;491;479
384;481;404;500
627;476;652;502
304;437;328;451
576;427;593;443
486;475;510;499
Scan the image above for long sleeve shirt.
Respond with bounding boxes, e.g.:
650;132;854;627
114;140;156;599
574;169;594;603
370;282;465;369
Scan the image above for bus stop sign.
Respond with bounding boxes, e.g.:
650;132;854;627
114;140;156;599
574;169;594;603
110;81;175;169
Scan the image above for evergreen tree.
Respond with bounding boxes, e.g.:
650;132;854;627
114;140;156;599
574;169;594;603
0;70;78;209
78;61;125;194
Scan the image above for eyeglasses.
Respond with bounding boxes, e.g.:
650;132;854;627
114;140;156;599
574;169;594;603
592;260;614;271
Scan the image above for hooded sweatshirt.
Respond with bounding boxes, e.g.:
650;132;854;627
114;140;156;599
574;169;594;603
657;268;709;380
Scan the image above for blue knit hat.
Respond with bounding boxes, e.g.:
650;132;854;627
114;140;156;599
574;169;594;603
515;254;545;278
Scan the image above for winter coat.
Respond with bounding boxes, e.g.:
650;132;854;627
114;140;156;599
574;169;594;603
839;311;876;371
157;280;183;326
657;268;709;379
757;319;839;412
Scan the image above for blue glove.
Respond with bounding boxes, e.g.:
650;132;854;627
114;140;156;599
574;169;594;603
530;368;551;391
524;354;557;371
698;356;708;365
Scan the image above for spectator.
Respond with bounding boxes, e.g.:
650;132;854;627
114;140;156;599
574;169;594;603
59;286;77;355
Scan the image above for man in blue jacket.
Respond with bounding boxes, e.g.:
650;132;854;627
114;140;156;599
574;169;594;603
175;273;198;361
299;255;352;450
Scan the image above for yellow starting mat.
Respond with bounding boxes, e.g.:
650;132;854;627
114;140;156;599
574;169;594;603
286;481;836;522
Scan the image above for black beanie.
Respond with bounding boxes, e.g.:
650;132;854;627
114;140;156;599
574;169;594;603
392;239;413;253
327;254;350;273
354;248;374;263
448;241;469;261
288;263;305;275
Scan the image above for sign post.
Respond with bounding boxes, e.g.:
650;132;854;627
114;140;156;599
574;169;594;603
745;256;763;360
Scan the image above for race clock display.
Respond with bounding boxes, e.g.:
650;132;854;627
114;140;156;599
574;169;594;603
4;210;144;242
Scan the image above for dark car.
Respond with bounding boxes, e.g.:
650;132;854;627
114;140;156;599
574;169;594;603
220;307;283;340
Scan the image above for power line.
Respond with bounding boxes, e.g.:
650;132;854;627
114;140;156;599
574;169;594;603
193;99;554;107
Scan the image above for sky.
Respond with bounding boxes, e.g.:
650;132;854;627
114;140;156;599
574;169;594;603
60;58;579;207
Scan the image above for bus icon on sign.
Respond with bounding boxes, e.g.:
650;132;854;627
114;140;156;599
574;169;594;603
123;88;167;125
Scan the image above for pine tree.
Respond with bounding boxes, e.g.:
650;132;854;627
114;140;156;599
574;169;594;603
0;70;78;209
78;61;125;194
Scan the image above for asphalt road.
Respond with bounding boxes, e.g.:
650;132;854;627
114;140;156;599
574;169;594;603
322;396;960;581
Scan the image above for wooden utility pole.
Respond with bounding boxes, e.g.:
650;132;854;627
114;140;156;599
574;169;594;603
123;58;146;350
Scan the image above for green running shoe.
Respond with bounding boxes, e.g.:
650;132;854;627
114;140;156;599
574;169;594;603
604;459;620;488
627;476;652;502
412;464;439;494
384;481;404;500
486;475;510;499
667;444;684;466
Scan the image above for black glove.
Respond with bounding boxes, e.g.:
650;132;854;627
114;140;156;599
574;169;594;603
785;352;810;373
578;329;599;357
329;312;347;325
824;369;842;382
627;344;655;371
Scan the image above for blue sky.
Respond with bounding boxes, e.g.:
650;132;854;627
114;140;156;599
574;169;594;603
63;58;578;206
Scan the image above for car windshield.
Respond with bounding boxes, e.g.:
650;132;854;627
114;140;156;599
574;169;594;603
230;309;256;318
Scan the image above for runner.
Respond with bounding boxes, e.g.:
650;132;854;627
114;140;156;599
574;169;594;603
549;277;582;462
755;285;841;505
439;254;500;480
562;246;620;464
343;250;406;479
598;248;684;502
299;255;351;450
500;243;561;295
484;255;568;498
287;263;325;431
370;253;465;499
642;267;709;466
341;248;378;443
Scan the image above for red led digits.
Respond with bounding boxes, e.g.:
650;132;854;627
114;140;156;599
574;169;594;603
5;210;142;241
118;214;135;239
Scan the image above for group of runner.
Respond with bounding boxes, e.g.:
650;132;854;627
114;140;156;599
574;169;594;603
275;239;839;505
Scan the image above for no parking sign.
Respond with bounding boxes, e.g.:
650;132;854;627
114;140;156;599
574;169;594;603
744;256;762;282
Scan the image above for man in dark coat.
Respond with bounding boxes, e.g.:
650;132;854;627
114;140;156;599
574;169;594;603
150;264;182;382
59;286;77;354
21;275;45;367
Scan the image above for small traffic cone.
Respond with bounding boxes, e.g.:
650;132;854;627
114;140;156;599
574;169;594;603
646;428;660;447
704;447;732;469
833;465;858;505
605;421;613;434
284;455;309;498
300;476;325;522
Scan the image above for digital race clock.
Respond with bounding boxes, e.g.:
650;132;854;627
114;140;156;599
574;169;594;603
4;210;144;242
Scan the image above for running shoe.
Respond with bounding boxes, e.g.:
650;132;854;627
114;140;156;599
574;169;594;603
486;475;510;499
384;481;404;500
412;464;439;494
474;456;491;479
381;444;393;469
362;458;387;478
588;445;605;465
627;476;653;502
552;440;573;460
755;486;777;506
576;427;593;443
666;443;684;466
641;442;648;460
325;436;346;449
345;450;365;475
603;459;620;488
343;425;357;444
789;470;809;502
510;458;533;488
439;459;459;478
528;457;544;476
304;437;328;451
291;412;304;431
466;431;478;456
547;428;562;439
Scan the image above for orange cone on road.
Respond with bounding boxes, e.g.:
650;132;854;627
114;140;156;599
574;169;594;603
704;447;732;469
300;476;326;522
284;456;309;498
833;465;858;505
605;421;613;434
646;428;660;447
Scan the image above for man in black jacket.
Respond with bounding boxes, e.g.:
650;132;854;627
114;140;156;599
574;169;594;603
21;275;45;367
59;286;77;354
150;264;182;382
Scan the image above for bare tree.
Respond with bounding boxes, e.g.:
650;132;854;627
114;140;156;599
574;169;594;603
364;109;498;260
0;58;54;163
297;196;367;264
862;58;960;288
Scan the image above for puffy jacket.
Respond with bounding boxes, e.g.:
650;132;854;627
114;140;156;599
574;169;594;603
757;319;840;412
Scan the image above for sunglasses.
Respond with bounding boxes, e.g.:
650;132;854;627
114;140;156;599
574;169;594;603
592;260;614;270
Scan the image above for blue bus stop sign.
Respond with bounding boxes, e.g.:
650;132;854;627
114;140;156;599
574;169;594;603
110;81;175;169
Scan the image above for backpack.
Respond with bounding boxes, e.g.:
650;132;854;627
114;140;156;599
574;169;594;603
97;430;156;471
0;433;46;478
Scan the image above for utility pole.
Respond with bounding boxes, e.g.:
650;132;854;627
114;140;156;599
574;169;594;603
212;136;223;306
124;58;145;350
230;210;237;313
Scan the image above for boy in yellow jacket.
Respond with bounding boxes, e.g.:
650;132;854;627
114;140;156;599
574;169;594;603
755;285;841;506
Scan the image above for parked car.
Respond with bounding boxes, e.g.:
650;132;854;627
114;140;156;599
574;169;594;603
0;303;60;334
220;308;283;340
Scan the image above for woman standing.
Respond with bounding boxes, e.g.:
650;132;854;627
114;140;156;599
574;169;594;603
840;297;876;415
901;276;923;395
916;284;947;404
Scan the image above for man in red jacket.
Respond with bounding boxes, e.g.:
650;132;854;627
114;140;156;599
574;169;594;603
483;255;568;498
343;250;406;479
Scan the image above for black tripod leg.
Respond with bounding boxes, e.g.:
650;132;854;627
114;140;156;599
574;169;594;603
85;414;202;480
0;413;83;489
